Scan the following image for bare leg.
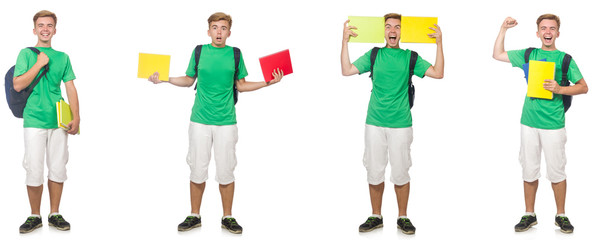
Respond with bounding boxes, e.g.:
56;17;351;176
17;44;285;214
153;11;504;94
27;185;43;215
220;182;235;216
369;183;385;215
551;180;567;215
394;182;410;217
524;180;539;213
190;181;206;214
48;180;64;213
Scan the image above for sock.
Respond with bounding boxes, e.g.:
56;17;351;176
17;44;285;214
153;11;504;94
556;213;566;217
49;212;60;217
30;214;41;218
525;212;535;217
371;214;382;219
190;213;200;218
222;215;233;220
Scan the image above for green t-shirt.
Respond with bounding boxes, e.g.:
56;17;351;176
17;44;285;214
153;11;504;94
353;48;432;128
185;44;248;125
508;48;583;129
14;47;76;129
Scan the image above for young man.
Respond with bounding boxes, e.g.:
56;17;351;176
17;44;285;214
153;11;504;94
14;10;80;233
493;14;587;234
341;13;444;235
148;12;283;234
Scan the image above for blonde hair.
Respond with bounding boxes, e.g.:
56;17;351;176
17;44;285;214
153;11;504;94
537;14;560;29
208;12;232;29
384;13;402;22
33;10;57;26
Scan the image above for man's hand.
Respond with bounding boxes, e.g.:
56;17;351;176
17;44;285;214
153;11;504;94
343;19;358;43
35;52;49;68
267;68;284;86
501;17;518;29
428;24;442;43
543;79;561;93
148;72;163;84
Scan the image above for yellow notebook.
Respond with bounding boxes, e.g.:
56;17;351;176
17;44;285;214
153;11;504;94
527;60;555;99
347;16;385;43
137;53;171;81
56;99;79;134
401;16;438;44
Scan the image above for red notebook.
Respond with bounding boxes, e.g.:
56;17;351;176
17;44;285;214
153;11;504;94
259;49;293;82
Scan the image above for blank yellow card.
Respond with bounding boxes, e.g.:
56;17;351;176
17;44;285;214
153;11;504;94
348;16;385;43
138;53;171;81
527;60;555;99
401;16;438;43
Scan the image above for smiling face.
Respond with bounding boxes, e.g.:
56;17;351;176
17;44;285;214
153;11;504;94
33;16;56;47
384;18;401;48
208;20;231;48
537;19;560;51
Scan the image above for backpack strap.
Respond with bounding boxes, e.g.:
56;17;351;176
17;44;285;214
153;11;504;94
193;44;203;90
561;53;573;112
524;47;535;63
25;47;48;92
232;47;241;104
369;47;380;79
408;51;418;109
561;53;572;87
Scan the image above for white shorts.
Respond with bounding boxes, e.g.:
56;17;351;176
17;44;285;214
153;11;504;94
363;125;413;185
186;122;238;185
22;128;69;187
519;125;567;183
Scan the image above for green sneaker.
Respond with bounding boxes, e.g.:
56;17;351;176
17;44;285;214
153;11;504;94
514;215;537;232
178;216;202;231
397;217;416;235
19;216;42;234
555;216;574;233
359;216;383;232
48;214;70;231
221;217;242;234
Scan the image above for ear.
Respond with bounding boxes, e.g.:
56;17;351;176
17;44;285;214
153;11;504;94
556;30;560;38
228;30;231;38
207;29;211;37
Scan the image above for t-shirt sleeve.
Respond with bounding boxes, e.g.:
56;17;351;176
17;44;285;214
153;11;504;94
352;49;372;74
567;58;583;84
62;54;76;82
508;49;527;68
237;52;248;80
414;54;432;78
14;48;33;77
185;49;197;78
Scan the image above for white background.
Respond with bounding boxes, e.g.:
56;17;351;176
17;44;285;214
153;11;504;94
1;0;590;239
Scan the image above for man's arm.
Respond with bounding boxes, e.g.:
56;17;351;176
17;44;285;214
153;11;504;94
148;72;195;87
544;78;588;95
13;52;49;92
341;20;360;76
235;68;283;92
64;80;80;135
424;24;444;79
493;17;518;63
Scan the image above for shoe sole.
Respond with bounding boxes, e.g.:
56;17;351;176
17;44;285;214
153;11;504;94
555;222;573;233
19;223;42;234
515;221;538;232
48;222;70;231
178;223;202;232
397;225;415;235
221;225;242;234
359;224;383;232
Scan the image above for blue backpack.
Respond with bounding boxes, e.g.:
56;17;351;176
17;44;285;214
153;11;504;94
5;47;48;118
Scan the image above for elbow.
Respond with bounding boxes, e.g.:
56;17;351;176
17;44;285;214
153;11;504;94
12;78;25;92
